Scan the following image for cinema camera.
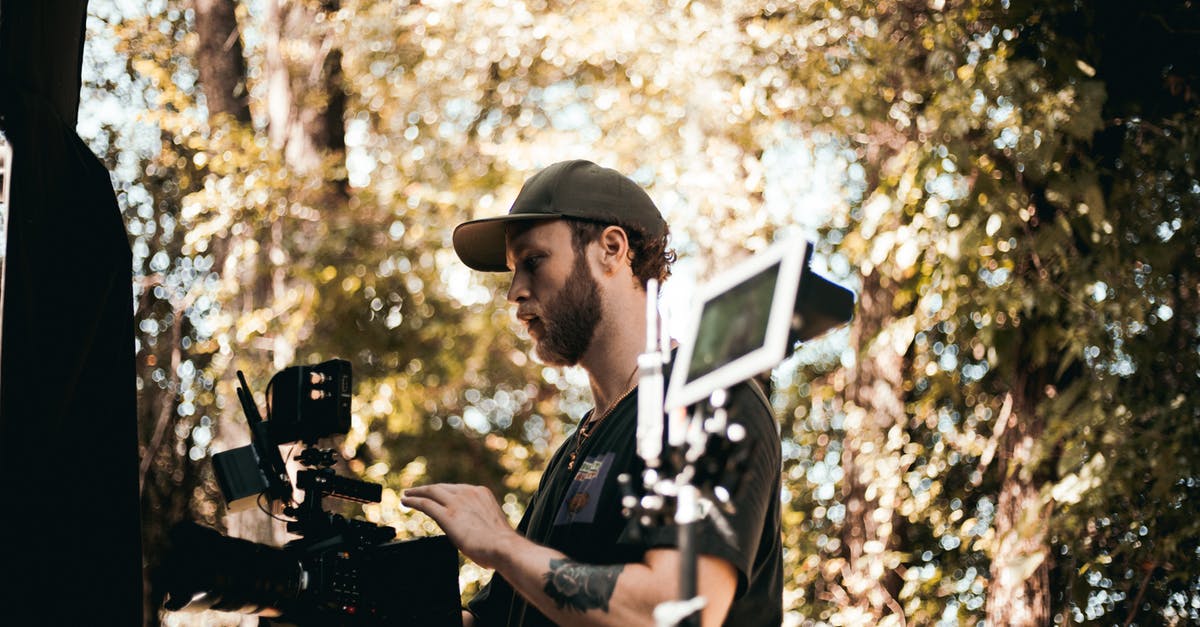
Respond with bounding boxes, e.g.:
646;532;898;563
160;359;462;626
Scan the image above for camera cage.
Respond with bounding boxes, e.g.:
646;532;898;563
165;358;463;626
215;359;391;544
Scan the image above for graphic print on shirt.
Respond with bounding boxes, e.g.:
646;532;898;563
553;452;614;526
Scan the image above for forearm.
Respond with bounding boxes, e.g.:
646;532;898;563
401;483;734;625
487;535;733;627
487;534;663;627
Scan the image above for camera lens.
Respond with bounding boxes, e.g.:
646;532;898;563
161;522;305;615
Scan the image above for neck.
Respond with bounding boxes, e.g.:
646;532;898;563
579;284;648;416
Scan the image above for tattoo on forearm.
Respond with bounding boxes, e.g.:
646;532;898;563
541;557;624;613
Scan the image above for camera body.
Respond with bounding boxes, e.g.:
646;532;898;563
165;520;461;625
161;359;462;626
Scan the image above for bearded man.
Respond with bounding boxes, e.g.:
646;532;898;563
403;160;783;627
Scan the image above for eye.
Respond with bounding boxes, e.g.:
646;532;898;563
522;255;544;272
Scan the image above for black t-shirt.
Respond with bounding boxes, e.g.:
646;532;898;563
468;377;783;626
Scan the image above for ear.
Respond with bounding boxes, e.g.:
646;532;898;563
595;225;631;275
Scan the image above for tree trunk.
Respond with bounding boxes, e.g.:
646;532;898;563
193;0;251;124
987;373;1052;626
264;0;348;199
212;0;350;552
137;4;257;625
261;0;348;369
841;265;909;622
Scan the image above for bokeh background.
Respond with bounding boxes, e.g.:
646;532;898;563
78;0;1199;625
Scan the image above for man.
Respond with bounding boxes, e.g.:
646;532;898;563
402;160;782;626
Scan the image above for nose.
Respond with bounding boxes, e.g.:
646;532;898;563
507;270;529;305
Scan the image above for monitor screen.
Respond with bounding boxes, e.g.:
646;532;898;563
686;260;780;382
664;236;808;411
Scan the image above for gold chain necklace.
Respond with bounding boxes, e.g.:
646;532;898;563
568;365;639;471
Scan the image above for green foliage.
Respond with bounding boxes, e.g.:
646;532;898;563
744;0;1200;624
81;0;1198;625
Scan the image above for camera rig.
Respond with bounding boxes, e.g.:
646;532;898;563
160;359;462;626
625;237;855;627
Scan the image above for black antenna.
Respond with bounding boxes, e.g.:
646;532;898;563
236;370;292;502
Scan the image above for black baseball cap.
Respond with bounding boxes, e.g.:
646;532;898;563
452;159;667;272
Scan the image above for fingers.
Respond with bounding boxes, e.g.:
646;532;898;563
401;483;446;502
404;483;491;506
399;493;448;520
404;482;466;498
400;483;515;569
400;483;449;519
401;483;490;519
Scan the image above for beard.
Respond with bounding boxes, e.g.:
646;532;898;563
534;251;603;366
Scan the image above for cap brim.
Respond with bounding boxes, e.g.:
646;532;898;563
452;213;564;272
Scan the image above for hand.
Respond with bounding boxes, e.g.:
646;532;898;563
401;483;520;569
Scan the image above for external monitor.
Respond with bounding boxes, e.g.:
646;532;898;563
664;236;808;411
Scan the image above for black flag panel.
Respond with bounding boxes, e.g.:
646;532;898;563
0;2;144;624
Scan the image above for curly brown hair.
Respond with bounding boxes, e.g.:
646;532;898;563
567;218;676;288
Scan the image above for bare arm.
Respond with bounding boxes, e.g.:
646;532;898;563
403;483;737;627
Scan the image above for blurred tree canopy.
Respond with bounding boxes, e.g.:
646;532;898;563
79;0;1198;625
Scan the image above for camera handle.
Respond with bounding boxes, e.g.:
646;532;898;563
630;280;747;627
283;452;393;547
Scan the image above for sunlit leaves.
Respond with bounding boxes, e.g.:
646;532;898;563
82;0;1200;623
